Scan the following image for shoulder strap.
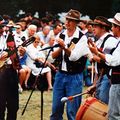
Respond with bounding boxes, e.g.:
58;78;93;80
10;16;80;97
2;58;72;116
110;40;120;54
71;31;83;44
100;34;113;50
59;32;65;40
59;31;84;44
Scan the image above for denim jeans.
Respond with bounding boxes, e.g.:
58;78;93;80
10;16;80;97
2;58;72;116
50;71;83;120
95;74;111;104
108;84;120;120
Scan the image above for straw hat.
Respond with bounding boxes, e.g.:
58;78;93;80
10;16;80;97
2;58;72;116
108;13;120;27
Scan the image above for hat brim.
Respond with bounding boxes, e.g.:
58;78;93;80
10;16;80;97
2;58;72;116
89;21;111;27
66;16;80;21
87;21;100;26
108;18;120;27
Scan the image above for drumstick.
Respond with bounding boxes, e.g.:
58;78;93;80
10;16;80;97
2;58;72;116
61;91;89;103
91;62;94;83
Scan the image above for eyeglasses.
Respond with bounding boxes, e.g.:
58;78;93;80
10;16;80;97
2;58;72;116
34;41;40;43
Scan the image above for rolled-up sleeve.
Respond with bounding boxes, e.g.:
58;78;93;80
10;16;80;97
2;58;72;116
69;35;92;61
105;44;120;66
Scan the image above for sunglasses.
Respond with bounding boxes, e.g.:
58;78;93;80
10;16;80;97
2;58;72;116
34;41;40;43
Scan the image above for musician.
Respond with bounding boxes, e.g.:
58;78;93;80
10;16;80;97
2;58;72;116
0;23;25;120
50;9;93;120
88;13;120;120
87;16;118;104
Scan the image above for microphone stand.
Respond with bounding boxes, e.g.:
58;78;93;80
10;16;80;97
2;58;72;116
22;46;54;120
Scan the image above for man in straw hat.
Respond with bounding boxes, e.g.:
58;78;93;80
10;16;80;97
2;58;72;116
50;9;93;120
87;16;118;104
88;13;120;120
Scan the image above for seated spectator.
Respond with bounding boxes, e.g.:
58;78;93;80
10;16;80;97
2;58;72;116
26;34;53;91
19;52;31;89
22;24;37;40
42;36;57;85
36;25;50;46
42;36;55;63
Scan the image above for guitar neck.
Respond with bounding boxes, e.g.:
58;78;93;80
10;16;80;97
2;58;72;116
7;37;35;57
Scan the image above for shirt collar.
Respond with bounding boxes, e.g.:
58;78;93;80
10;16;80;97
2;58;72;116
99;32;110;41
63;27;80;39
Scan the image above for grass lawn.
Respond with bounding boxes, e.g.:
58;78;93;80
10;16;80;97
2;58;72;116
17;86;88;120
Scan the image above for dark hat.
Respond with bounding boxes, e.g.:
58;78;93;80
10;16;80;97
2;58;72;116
0;15;4;21
89;16;111;27
108;13;120;27
66;9;80;21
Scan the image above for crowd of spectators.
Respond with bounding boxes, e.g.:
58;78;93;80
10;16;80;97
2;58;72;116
0;12;94;94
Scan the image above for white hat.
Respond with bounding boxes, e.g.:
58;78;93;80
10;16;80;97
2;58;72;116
108;13;120;27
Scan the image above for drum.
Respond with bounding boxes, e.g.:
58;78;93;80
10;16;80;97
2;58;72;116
75;97;108;120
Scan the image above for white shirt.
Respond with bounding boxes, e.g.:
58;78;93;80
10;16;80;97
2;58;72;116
105;37;120;66
0;33;12;64
26;44;51;76
96;33;118;52
42;43;55;63
95;32;118;73
60;27;93;71
13;31;24;47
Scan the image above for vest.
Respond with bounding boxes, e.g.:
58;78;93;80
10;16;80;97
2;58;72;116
97;34;115;78
58;31;87;74
111;41;120;84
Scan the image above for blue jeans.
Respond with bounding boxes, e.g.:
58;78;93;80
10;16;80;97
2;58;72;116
108;84;120;120
50;71;83;120
95;75;111;104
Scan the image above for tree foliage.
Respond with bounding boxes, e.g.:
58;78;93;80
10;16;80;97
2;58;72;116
0;0;119;19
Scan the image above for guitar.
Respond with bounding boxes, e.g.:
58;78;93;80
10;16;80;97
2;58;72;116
0;36;35;68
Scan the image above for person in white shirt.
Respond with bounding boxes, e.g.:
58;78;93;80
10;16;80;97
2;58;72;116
26;34;53;90
22;24;37;40
87;16;118;104
50;9;93;120
88;13;120;120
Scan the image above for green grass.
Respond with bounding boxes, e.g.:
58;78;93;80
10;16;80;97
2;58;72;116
17;90;53;120
17;87;88;120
